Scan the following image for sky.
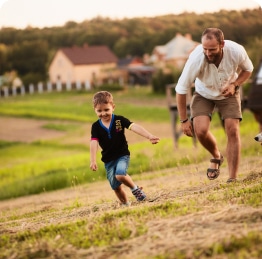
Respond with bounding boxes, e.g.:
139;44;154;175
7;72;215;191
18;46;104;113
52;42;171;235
0;0;261;29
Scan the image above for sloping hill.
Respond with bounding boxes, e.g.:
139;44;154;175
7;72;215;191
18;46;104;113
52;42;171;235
1;156;262;258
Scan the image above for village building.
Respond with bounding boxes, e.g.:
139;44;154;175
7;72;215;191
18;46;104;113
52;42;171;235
150;33;200;70
48;45;119;87
118;56;155;85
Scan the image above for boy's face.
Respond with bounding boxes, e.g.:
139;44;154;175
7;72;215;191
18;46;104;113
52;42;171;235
94;103;115;123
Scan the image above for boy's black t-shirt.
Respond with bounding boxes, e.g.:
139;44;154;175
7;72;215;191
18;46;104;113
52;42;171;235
91;114;133;163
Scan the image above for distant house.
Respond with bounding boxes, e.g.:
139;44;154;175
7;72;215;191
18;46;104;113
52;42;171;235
150;33;200;69
48;45;119;87
118;56;155;85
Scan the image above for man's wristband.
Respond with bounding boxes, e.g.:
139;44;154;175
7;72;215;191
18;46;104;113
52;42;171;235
231;82;240;92
180;118;188;123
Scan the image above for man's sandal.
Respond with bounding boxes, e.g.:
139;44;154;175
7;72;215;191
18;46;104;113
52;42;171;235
207;155;224;180
227;178;237;183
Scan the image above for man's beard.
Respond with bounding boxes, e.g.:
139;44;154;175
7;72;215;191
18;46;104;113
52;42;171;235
205;49;223;64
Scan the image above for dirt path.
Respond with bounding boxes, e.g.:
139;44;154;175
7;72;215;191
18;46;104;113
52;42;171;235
0;116;66;143
0;116;173;145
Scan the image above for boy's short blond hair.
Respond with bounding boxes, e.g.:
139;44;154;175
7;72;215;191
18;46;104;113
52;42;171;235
93;91;114;108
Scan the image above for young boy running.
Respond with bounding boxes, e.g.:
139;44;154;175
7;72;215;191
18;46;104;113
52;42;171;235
90;91;160;206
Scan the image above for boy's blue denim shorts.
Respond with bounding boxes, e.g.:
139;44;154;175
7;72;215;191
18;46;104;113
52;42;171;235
104;155;130;190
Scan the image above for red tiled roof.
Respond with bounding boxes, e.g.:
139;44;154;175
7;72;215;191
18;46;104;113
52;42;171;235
61;45;118;65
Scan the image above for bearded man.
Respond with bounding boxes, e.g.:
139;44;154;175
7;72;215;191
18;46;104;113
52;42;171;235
175;28;253;183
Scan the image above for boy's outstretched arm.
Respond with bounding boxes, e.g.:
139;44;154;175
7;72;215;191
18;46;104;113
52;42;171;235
129;123;160;144
90;139;99;171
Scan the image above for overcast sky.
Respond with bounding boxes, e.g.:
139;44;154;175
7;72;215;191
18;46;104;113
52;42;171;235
0;0;261;29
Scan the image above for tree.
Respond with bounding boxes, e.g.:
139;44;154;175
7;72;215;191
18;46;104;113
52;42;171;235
0;44;9;74
8;40;49;84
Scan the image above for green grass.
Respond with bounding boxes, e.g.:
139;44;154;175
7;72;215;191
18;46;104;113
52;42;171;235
0;86;261;258
0;88;261;200
0;138;203;200
0;87;261;201
0;89;262;259
1;177;261;258
0;88;171;199
0;88;169;123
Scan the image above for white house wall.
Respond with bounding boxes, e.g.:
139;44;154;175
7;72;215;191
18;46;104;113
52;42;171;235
74;64;101;84
49;51;74;84
49;51;118;85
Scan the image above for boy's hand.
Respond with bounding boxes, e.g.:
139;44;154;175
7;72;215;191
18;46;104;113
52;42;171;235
90;162;98;171
148;135;160;144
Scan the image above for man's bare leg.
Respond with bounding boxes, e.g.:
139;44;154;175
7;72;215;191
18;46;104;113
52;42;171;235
224;118;240;179
193;116;222;177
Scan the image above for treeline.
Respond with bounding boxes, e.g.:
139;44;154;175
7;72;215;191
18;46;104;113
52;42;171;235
0;8;262;85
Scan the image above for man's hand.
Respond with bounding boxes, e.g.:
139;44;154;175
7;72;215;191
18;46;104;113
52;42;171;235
181;120;194;137
221;83;236;97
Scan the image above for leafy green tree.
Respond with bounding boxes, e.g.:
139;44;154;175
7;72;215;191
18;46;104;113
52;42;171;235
246;37;262;74
8;40;49;84
0;44;9;74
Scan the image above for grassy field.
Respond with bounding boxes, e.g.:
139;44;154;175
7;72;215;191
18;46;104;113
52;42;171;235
0;87;262;258
0;88;174;200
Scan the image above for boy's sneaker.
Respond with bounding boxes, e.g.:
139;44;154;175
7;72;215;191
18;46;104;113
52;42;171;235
132;187;146;201
120;201;131;207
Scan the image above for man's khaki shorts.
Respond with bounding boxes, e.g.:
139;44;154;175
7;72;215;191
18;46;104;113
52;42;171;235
190;92;242;121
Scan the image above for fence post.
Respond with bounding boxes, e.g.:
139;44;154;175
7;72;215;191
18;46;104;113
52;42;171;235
29;84;34;94
76;81;81;90
21;85;25;96
85;80;91;90
56;81;62;92
12;87;16;96
47;81;52;92
38;82;43;94
3;87;8;98
66;81;72;91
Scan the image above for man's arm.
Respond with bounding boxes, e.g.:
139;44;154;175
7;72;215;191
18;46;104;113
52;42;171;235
176;93;188;121
233;70;252;86
222;70;252;97
176;93;194;137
